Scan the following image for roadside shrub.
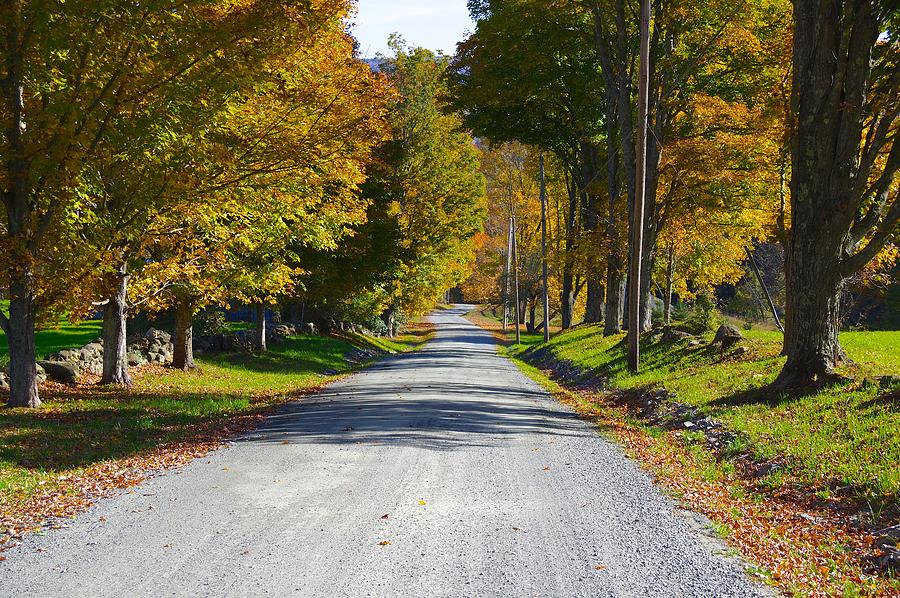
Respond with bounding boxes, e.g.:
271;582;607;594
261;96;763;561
681;293;724;334
195;309;230;337
365;316;389;337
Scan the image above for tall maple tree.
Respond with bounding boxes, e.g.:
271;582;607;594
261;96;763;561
776;0;898;387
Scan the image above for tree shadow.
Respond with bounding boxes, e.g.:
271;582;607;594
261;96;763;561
0;389;260;471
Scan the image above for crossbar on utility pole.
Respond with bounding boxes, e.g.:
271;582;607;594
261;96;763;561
540;154;550;343
628;0;651;373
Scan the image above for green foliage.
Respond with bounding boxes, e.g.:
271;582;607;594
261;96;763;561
194;310;230;338
680;293;724;334
297;40;486;322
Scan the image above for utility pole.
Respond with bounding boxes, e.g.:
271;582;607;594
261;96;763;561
628;0;651;373
540;154;550;343
512;216;522;345
503;219;512;330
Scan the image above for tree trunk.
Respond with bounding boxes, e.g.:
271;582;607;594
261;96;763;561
604;260;626;335
6;274;40;408
540;154;551;343
381;307;396;338
585;280;604;324
774;227;847;388
773;0;896;388
639;239;656;332
664;244;675;325
254;304;267;352
528;301;536;333
3;6;39;408
101;265;131;386
561;270;575;330
172;298;196;371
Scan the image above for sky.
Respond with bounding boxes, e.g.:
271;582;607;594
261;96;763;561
352;0;474;58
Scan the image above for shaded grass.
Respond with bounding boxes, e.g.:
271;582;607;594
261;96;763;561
0;335;368;513
505;322;900;506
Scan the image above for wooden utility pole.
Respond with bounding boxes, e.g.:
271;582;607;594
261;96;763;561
512;216;522;345
540;154;550;343
503;220;512;330
628;0;651;373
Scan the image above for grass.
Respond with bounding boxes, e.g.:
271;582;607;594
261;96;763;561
0;334;382;521
498;316;900;508
338;318;435;354
0;319;104;368
505;341;900;597
465;305;556;348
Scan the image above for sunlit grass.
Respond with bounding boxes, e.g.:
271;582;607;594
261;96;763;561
0;319;104;367
505;322;900;504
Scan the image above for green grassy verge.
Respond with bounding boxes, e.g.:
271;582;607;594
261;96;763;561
0;320;104;368
0;334;379;519
507;353;898;596
339;319;435;354
503;321;900;506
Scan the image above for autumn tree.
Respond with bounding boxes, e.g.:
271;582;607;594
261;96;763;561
587;0;793;335
467;143;551;328
776;1;898;387
450;0;606;328
306;40;485;335
129;15;389;367
0;0;348;406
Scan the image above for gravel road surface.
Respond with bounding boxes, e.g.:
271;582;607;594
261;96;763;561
0;305;773;597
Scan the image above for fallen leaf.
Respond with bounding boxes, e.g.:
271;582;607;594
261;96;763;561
378;540;391;546
542;467;551;471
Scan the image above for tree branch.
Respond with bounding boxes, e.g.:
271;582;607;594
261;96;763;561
842;194;900;278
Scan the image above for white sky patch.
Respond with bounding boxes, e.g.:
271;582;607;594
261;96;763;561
352;0;474;57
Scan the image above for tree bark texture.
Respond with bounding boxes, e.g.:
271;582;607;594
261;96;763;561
3;2;40;407
101;265;132;386
381;307;396;338
173;298;196;371
6;275;40;407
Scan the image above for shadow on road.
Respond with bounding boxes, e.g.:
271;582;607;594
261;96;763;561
242;308;592;452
